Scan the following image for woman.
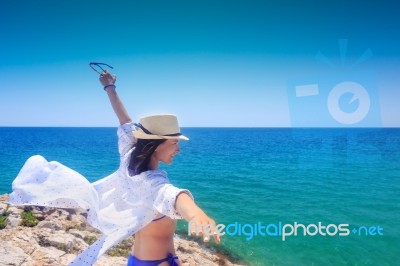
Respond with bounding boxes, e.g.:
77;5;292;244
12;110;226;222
99;70;221;265
8;68;220;266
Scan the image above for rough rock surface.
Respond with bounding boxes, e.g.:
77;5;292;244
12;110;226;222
0;194;246;266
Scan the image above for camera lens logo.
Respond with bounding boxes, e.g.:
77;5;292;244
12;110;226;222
327;81;370;125
287;39;381;127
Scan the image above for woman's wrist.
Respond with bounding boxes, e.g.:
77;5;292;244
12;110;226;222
104;84;116;91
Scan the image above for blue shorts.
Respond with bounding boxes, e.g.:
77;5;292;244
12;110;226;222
127;253;179;266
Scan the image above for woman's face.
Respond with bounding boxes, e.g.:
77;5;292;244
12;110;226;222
152;139;180;165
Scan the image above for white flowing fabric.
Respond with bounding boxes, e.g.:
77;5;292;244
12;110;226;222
8;123;193;265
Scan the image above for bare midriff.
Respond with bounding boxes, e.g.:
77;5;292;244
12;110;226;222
132;215;180;265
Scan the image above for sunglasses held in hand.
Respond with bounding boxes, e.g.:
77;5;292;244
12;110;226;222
89;62;114;75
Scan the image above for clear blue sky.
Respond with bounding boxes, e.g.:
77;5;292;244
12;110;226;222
1;0;399;127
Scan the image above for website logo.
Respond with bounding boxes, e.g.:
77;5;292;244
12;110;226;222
189;219;384;241
287;39;381;127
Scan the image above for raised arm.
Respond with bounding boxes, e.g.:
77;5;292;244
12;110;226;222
99;70;132;125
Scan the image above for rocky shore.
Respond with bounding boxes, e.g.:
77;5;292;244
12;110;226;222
0;194;246;266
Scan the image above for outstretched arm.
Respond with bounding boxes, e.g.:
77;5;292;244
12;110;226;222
99;70;132;125
175;192;221;244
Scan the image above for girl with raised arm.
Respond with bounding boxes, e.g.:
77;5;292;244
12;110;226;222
8;67;220;266
99;70;220;265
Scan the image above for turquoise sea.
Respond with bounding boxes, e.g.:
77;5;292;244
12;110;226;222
0;127;399;265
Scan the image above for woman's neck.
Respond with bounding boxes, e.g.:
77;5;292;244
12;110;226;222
148;157;159;170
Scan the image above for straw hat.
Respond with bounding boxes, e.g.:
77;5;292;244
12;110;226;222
132;114;189;140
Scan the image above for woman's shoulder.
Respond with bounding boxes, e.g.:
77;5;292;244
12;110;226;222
125;168;168;179
126;169;171;188
144;169;168;179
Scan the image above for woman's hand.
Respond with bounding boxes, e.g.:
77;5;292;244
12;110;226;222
99;70;116;87
188;210;221;244
175;192;221;244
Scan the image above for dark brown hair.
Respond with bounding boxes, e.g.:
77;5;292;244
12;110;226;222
129;138;166;175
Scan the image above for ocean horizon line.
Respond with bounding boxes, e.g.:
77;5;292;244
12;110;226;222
1;126;399;129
